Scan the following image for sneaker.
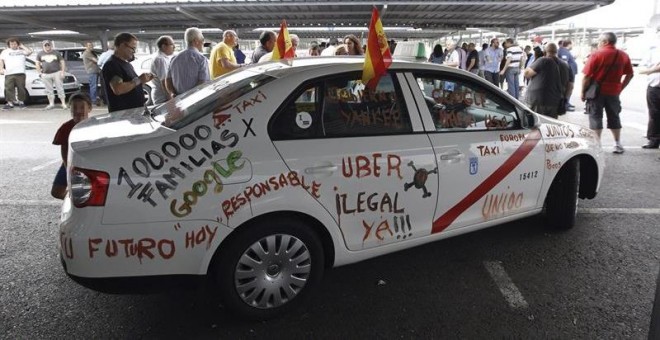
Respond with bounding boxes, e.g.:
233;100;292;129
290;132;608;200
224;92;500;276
62;105;68;110
2;104;13;110
613;145;625;154
44;104;55;110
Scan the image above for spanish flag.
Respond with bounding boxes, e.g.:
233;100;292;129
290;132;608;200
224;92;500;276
272;19;295;61
362;7;392;89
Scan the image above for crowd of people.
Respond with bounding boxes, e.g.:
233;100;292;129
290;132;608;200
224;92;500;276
425;32;659;154
1;28;659;158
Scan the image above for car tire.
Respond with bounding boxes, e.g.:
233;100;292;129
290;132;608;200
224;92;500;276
213;217;325;320
544;158;580;229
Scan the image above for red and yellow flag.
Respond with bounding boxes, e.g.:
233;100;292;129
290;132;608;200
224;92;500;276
272;19;295;61
362;7;392;89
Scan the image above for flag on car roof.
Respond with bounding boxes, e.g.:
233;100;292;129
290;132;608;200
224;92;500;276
272;19;295;62
362;7;392;90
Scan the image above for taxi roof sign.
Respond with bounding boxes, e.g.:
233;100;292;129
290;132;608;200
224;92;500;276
392;41;427;61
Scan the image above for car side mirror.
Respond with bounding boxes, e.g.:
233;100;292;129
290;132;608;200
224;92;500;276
524;110;536;128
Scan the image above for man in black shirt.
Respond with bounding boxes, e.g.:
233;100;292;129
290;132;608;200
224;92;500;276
466;43;480;75
102;32;154;113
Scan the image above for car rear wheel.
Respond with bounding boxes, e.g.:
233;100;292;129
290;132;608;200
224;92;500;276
213;217;324;320
544;158;580;229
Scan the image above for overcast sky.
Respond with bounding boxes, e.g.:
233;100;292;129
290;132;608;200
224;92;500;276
558;0;657;28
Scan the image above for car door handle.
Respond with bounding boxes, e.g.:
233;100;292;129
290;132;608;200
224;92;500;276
439;150;464;162
304;165;338;175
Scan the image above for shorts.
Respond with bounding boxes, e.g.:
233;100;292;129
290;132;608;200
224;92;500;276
53;164;67;186
586;95;622;130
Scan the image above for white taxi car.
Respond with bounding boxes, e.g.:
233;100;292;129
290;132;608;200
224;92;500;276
59;57;603;319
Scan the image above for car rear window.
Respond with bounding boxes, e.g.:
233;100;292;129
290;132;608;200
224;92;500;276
151;71;275;130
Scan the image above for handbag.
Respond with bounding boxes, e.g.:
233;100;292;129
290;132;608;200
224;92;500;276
584;82;599;100
584;51;619;101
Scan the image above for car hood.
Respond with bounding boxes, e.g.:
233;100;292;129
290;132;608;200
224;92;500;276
70;107;171;151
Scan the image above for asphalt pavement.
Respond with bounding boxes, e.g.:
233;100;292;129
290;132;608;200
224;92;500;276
1;76;659;338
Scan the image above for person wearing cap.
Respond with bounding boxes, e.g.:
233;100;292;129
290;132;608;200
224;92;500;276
0;37;33;110
35;40;68;110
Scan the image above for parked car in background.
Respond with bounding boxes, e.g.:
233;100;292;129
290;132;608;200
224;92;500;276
58;47;103;86
0;58;81;103
59;57;603;320
131;54;155;105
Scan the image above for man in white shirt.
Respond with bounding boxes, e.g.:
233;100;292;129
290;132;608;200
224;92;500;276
0;37;33;109
500;38;525;99
150;35;175;104
320;37;339;56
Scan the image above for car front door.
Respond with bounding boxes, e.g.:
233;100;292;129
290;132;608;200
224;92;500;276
270;72;438;251
404;72;545;234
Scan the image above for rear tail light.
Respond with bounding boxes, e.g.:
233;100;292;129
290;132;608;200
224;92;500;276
70;167;109;208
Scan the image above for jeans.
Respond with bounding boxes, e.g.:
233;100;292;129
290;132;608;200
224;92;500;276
505;68;520;99
88;72;99;101
484;71;499;87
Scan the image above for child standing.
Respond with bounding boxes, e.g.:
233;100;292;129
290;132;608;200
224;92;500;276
51;92;92;199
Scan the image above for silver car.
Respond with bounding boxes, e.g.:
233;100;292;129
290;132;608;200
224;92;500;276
0;58;81;103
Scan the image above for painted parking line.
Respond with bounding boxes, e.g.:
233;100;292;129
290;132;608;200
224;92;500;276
30;159;61;172
484;261;529;309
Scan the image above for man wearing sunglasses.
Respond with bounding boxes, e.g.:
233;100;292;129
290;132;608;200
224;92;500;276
101;32;154;113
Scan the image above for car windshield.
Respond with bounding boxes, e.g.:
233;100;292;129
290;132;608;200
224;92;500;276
151;70;276;130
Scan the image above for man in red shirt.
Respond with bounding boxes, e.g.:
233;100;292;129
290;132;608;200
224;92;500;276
581;32;634;154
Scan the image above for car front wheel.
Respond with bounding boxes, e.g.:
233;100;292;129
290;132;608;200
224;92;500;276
213;217;324;320
544;158;580;229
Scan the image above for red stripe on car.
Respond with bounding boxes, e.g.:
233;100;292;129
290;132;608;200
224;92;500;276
431;129;542;234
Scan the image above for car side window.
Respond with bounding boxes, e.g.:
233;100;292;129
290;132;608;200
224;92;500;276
270;72;412;141
269;83;322;140
413;73;519;131
322;73;412;137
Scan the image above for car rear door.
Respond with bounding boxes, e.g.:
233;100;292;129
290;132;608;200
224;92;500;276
270;72;438;251
403;71;545;234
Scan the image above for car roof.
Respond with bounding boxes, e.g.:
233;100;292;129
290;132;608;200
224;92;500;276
251;56;464;79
